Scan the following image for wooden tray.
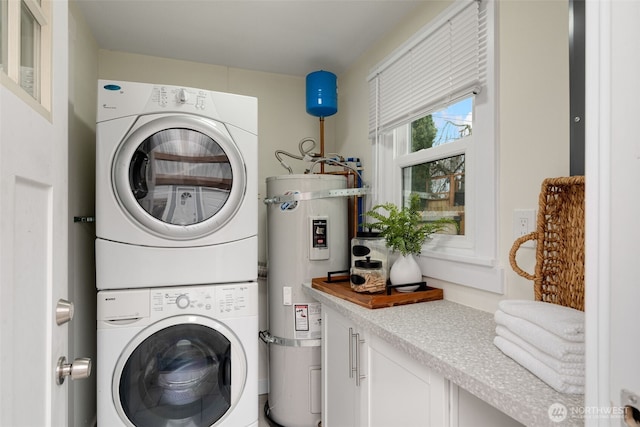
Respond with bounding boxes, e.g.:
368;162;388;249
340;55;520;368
311;276;443;309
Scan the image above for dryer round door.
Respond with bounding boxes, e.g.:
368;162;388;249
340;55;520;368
113;316;247;427
112;114;247;240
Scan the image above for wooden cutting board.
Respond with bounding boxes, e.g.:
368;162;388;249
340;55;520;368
311;275;443;309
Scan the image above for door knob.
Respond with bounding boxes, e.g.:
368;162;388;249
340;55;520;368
56;356;92;385
55;299;74;325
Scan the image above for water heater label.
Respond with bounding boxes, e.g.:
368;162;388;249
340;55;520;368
293;302;322;340
309;216;329;260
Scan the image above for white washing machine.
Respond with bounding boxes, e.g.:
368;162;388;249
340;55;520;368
97;282;258;427
96;80;257;290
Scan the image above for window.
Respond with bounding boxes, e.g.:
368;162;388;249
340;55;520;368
368;0;502;293
1;0;51;114
402;98;472;236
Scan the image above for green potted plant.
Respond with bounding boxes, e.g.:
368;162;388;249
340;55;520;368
363;194;455;290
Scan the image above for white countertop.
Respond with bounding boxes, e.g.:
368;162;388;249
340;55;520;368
303;283;584;427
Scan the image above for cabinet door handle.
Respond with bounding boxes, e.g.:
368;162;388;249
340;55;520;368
348;327;355;379
354;332;365;386
349;327;366;386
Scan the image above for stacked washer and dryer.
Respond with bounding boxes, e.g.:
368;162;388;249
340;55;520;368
95;80;259;427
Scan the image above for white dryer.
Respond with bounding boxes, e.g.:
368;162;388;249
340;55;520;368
97;282;258;427
96;80;257;290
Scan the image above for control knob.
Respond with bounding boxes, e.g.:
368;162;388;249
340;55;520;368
176;294;190;309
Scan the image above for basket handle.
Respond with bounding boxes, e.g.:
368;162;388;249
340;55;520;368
509;232;537;280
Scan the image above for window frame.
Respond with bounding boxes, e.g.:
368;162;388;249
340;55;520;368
370;0;503;294
1;0;52;117
397;119;472;246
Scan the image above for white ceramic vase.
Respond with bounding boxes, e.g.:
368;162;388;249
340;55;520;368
389;254;422;292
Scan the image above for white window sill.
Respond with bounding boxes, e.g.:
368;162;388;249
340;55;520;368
416;253;504;294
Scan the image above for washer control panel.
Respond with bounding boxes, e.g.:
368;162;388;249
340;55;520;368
150;283;255;318
97;282;256;322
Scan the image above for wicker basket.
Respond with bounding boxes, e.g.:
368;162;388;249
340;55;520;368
509;176;585;311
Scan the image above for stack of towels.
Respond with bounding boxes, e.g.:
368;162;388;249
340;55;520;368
494;300;585;394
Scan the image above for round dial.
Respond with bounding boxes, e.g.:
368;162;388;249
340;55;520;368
175;295;190;309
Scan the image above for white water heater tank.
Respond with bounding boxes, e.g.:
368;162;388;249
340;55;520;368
265;174;348;427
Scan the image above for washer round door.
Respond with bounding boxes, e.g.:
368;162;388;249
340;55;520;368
113;316;247;427
112;114;247;240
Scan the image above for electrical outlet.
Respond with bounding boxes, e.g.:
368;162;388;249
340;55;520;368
513;209;536;248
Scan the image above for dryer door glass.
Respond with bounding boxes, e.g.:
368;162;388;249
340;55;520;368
129;128;232;226
118;324;232;427
113;115;248;240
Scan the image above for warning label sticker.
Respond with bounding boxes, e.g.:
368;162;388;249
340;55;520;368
293;302;322;340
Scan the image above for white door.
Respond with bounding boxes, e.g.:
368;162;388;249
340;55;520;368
0;96;70;424
585;0;640;421
606;1;640;421
0;1;73;425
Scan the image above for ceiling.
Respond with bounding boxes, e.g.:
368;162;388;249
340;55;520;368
75;0;425;77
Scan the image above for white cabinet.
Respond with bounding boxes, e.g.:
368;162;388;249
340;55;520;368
310;284;565;426
366;334;448;427
450;387;523;427
322;305;368;426
322;306;448;427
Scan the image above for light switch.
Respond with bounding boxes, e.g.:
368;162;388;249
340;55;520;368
283;286;292;306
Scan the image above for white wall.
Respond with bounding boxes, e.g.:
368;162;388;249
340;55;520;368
335;0;570;312
497;0;570;304
68;3;99;425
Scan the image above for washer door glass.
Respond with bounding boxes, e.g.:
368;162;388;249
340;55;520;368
117;323;236;427
113;115;246;240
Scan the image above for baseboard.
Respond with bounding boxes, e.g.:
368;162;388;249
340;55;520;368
259;378;269;395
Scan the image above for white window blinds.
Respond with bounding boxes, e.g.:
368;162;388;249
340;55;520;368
368;0;487;136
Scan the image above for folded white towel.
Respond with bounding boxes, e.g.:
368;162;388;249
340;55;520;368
494;310;585;361
498;299;584;342
496;326;585;376
494;336;584;394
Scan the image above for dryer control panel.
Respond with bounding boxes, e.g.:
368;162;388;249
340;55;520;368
150;86;210;110
97;79;258;135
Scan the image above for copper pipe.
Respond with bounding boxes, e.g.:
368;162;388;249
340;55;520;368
319;117;325;173
350;169;359;240
325;169;359;239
